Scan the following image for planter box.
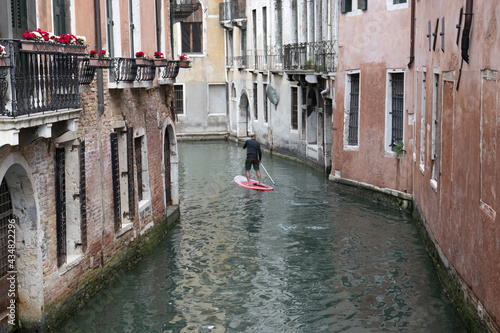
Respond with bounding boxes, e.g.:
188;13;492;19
20;40;37;52
153;59;168;67
0;56;8;68
135;57;151;67
88;58;113;68
179;60;191;68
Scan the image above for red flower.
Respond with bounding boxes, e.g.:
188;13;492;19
154;51;164;59
135;51;145;58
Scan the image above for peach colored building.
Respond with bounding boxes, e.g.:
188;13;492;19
332;0;499;331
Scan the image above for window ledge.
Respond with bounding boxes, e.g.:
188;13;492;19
419;163;425;174
116;222;133;238
58;254;84;276
343;145;359;151
430;179;438;192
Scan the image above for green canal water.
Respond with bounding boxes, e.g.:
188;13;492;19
53;141;467;332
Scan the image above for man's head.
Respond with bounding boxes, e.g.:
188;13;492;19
250;133;256;139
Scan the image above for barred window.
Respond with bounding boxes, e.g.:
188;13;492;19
174;85;184;114
390;73;404;147
263;84;269;123
253;83;258;120
291;87;298;130
347;73;360;146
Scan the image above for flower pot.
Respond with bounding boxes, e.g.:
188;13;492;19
0;56;8;68
89;58;112;68
153;59;168;67
135;57;151;67
179;59;191;68
20;40;37;52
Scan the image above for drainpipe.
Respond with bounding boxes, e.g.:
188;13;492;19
94;0;105;116
407;0;415;68
461;0;473;63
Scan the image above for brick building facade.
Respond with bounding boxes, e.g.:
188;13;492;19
0;0;188;330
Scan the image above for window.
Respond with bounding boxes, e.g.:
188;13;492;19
301;87;307;138
263;83;269;123
391;73;404;147
55;141;86;267
133;133;151;208
253;83;258;120
420;71;426;170
291;87;298;130
347;73;360;146
262;7;268;61
341;0;367;13
106;0;115;58
135;137;143;201
174;85;184;114
431;73;439;180
11;0;29;38
240;29;247;67
182;7;202;53
387;0;408;10
110;131;133;233
252;9;257;68
53;0;66;35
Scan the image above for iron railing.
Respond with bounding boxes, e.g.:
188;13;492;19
159;60;180;80
283;41;336;73
0;39;84;117
219;0;246;23
78;57;96;85
112;58;138;83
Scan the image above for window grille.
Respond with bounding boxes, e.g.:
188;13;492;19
348;74;360;145
164;133;171;205
174;85;184;114
55;147;67;267
110;133;121;231
79;141;87;251
253;83;258;120
391;73;404;146
135;137;143;202
291;87;298;130
263;84;269;123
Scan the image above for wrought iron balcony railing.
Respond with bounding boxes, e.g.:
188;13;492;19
219;0;246;24
158;60;180;80
283;41;337;73
0;39;84;117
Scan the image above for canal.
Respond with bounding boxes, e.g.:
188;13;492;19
54;141;467;332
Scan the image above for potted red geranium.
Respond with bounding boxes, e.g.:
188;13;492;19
88;49;112;68
153;51;168;67
179;54;190;68
135;51;151;66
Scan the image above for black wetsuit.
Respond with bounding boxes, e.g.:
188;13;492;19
243;139;262;160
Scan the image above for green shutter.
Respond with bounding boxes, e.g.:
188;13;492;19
11;0;28;37
360;0;368;10
53;0;66;35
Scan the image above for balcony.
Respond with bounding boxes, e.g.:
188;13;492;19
219;0;247;28
111;58;179;86
171;0;201;23
283;41;337;73
0;39;85;147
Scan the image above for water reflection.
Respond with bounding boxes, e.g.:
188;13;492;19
53;141;467;333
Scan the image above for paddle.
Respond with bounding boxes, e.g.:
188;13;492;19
260;163;276;185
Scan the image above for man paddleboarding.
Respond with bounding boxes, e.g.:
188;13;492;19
243;133;262;185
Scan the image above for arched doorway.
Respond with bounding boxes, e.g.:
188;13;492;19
0;156;43;328
238;93;250;137
306;88;318;145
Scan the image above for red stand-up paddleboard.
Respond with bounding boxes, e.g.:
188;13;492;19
233;175;274;191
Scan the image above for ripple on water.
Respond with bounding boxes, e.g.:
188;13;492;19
52;142;467;333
